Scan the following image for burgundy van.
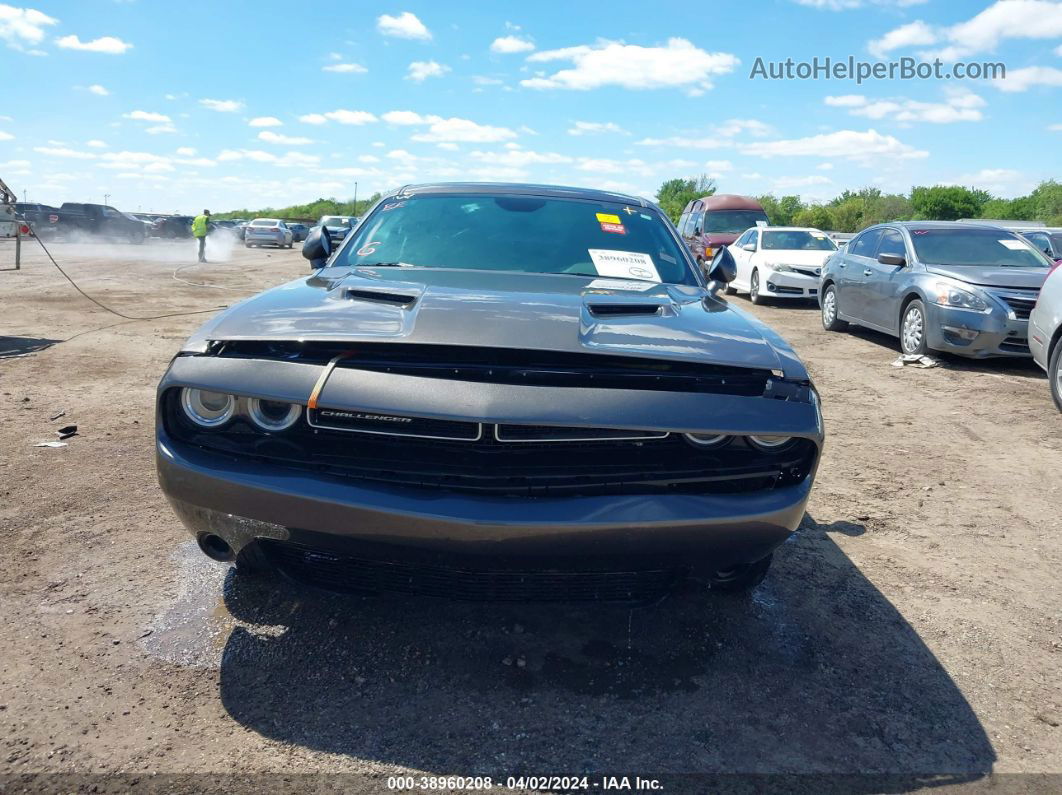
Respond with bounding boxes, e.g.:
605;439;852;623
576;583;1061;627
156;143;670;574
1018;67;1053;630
677;194;769;265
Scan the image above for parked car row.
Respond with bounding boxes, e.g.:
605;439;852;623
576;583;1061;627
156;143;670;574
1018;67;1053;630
671;193;1061;411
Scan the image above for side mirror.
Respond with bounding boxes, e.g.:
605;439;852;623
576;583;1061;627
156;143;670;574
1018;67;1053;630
878;253;905;267
706;246;737;291
302;226;332;269
742;243;756;252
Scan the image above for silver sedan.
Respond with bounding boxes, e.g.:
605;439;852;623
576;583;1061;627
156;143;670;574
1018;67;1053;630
1029;264;1062;410
244;218;293;249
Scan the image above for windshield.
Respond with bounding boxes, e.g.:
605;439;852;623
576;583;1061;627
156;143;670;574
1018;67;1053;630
251;219;278;226
321;216;355;227
705;209;769;234
761;230;836;251
909;228;1051;268
338;194;695;285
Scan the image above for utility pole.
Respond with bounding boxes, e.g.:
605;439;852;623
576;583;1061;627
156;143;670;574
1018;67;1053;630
104;193;110;207
353;182;358;213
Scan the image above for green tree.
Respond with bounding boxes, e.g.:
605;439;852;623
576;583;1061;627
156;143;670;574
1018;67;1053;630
910;185;988;220
792;205;832;230
829;198;865;232
863;194;913;226
656;175;716;223
1029;180;1062;225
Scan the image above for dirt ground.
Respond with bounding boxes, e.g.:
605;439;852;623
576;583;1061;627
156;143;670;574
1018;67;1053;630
1;237;1060;791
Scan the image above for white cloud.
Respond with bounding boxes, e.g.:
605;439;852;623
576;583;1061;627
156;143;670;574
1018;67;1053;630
407;60;450;82
870;1;1062;61
410;116;518;143
0;4;57;52
715;118;773;137
123;110;171;123
323;62;367;73
257;130;314;145
0;129;13;141
522;38;738;92
704;159;733;172
85;139;106;147
199;98;244;112
382;110;429;125
817;162;835;170
216;149;320;168
377;11;431;40
145;125;177;134
955;168;1031;197
636;135;727;149
473;75;504;86
55;34;132;54
33;145;96;159
1050;123;1062;131
299;109;378;125
773;174;833;190
490;35;534;54
175;146;196;156
567;121;627;136
248;116;282;127
469;149;572;168
742;129;928;160
824;90;986;123
87;83;108;96
993;65;1062;92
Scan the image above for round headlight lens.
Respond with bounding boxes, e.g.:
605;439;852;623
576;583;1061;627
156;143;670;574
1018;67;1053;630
247;398;302;431
180;388;235;427
747;434;793;450
684;433;730;448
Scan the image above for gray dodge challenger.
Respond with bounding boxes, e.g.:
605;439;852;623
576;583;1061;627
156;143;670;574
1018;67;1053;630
156;183;824;601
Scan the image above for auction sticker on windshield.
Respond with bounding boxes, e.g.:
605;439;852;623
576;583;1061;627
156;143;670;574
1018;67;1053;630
588;249;661;282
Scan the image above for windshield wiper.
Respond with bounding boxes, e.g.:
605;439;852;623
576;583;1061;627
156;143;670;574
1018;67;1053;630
354;261;415;268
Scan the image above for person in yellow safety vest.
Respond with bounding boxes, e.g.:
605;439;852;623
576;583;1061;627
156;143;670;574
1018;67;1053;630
191;209;210;263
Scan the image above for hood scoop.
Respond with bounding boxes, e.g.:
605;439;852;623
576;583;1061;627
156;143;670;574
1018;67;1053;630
345;288;419;307
586;302;664;317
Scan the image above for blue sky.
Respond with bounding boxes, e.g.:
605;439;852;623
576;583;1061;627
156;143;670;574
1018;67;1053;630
1;0;1060;214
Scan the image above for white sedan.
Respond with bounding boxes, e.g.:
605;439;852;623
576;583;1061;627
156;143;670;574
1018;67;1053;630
727;226;838;304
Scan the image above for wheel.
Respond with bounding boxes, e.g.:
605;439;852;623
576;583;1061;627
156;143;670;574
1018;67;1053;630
821;283;848;331
749;269;766;304
708;554;772;594
1048;338;1062;412
245;243;254;248
900;299;929;356
287;241;293;249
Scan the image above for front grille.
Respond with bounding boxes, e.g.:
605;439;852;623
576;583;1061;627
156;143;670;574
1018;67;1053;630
260;540;684;603
209;342;773;397
995;293;1038;320
166;392;815;497
999;338;1030;353
769;285;804;295
309;407;480;440
494;424;668;442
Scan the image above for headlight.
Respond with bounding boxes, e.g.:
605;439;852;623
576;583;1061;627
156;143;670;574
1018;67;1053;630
180;388;235;427
747;434;793;451
933;282;988;312
247;398;302;431
684;433;730;448
771;264;793;273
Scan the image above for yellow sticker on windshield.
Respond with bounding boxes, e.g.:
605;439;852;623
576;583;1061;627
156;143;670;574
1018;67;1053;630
596;213;621;224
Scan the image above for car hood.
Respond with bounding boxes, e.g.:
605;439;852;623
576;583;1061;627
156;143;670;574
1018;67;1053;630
925;265;1049;290
184;268;807;378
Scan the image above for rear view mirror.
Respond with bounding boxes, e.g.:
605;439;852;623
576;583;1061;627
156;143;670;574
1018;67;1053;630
302;226;332;269
706;246;737;289
878;253;905;267
742;243;756;252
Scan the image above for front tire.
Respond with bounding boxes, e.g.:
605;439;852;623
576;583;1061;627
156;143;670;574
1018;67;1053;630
900;299;929;356
749;269;766;305
708;554;772;594
1048;339;1062;413
821;284;848;331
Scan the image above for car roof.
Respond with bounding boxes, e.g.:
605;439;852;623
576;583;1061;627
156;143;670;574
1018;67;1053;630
878;220;1024;232
390;181;652;208
754;226;827;233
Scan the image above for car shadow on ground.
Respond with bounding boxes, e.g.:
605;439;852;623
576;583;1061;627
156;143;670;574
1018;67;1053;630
841;326;1046;379
0;335;61;359
217;515;994;789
